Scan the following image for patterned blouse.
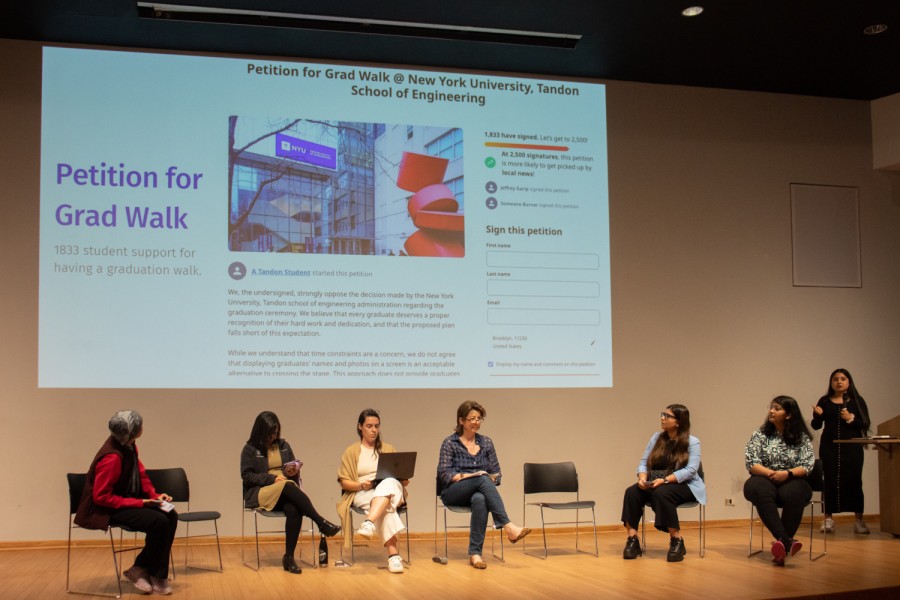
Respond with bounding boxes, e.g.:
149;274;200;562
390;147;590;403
437;433;502;492
744;429;814;474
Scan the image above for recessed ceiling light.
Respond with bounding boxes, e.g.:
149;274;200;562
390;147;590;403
682;6;704;17
863;24;888;35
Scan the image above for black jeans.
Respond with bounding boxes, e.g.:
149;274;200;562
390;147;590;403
743;475;812;541
109;506;178;579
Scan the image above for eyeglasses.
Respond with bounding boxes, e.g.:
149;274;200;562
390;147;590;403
465;416;484;423
660;412;676;421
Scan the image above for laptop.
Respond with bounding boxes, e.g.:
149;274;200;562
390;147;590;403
375;451;417;481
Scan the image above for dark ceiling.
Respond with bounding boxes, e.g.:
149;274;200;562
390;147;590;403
4;0;900;101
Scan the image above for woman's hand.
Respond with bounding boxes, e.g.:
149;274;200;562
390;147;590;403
812;404;823;416
359;481;373;491
274;474;288;483
840;408;854;423
768;470;790;483
156;493;172;502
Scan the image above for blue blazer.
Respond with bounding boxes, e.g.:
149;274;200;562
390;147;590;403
637;432;706;505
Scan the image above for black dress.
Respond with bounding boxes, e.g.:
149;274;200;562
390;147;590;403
810;395;870;514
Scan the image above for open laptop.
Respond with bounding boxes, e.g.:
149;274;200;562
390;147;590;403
375;451;417;481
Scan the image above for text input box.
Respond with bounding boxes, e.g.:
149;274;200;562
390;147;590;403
487;309;600;326
486;251;599;270
487;279;600;297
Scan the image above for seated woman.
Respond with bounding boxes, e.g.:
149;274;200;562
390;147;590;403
743;396;814;566
621;404;705;562
240;411;341;574
437;401;530;569
337;409;408;574
75;410;178;595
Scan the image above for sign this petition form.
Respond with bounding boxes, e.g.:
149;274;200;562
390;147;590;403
39;47;611;389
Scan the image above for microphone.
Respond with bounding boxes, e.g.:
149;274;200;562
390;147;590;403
842;392;849;406
432;555;448;565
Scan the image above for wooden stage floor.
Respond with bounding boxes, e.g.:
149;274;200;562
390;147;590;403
5;522;899;599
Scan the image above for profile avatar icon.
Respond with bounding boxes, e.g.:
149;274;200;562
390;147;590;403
228;261;246;280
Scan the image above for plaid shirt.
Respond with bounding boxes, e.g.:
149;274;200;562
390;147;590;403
437;433;502;491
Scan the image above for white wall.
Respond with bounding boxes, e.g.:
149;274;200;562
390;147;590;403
2;39;899;542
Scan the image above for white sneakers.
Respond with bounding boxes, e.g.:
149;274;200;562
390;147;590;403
820;517;871;534
387;554;404;574
356;519;376;539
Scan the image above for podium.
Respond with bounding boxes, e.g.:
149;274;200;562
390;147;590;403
877;416;900;536
834;415;900;535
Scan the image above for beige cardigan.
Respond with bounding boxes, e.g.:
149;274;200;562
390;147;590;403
335;441;397;550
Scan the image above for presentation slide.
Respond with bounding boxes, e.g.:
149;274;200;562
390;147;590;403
39;47;611;389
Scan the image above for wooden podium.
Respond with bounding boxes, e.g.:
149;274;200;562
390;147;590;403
877;416;900;536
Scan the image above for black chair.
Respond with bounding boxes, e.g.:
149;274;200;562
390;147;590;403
241;497;317;570
66;472;144;598
145;468;222;573
749;458;826;561
341;503;411;566
433;477;504;564
640;465;705;558
522;462;598;558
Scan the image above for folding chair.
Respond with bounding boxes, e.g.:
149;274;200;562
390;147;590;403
749;459;826;561
641;465;705;557
523;462;598;558
241;498;317;570
341;503;411;566
146;468;222;573
66;473;143;598
433;477;504;564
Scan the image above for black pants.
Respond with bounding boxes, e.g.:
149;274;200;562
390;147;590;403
743;475;812;541
274;483;326;557
621;482;696;532
109;507;178;579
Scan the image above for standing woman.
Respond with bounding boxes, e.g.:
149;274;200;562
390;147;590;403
744;396;815;566
337;409;409;574
811;368;872;534
620;404;706;562
437;401;531;569
240;411;341;574
75;411;178;595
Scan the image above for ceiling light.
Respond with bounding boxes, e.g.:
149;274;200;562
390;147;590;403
136;2;581;48
681;7;704;17
863;24;888;36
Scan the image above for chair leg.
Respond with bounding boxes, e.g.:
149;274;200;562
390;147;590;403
403;510;411;566
809;500;826;561
540;506;548;559
698;505;705;558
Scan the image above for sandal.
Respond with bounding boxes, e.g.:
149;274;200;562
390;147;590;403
469;555;487;569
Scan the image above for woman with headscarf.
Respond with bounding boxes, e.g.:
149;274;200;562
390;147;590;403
75;410;178;595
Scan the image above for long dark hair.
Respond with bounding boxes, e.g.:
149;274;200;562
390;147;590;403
248;411;281;453
762;396;812;446
357;408;382;455
455;401;486;435
647;404;691;470
827;368;871;432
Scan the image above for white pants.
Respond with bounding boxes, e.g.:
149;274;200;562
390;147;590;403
353;478;406;544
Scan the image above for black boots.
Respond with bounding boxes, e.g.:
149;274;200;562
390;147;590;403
318;519;342;537
282;554;301;574
623;535;642;559
667;537;686;562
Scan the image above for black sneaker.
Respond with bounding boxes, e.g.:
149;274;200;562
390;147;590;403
667;537;686;562
623;535;642;559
